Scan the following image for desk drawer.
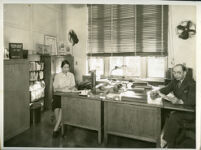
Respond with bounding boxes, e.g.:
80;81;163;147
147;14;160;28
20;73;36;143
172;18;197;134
104;102;161;142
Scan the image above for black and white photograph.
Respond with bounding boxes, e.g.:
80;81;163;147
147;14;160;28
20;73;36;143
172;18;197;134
0;0;201;150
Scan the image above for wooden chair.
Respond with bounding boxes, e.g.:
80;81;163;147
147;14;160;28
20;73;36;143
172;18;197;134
175;120;195;148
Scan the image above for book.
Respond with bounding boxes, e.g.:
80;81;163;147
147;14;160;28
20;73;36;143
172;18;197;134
158;92;173;102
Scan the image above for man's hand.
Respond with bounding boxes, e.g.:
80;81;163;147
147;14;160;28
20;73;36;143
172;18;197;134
169;97;184;104
170;97;179;104
157;92;184;105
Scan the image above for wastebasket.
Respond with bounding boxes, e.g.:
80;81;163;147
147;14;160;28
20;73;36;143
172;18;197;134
30;103;42;126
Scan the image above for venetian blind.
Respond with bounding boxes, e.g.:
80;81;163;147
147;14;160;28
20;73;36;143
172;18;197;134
111;5;136;53
88;5;111;53
88;4;168;56
136;5;168;54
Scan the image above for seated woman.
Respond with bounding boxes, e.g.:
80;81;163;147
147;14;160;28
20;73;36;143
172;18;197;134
52;60;76;137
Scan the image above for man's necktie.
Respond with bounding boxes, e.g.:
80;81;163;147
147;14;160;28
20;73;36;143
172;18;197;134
177;81;182;88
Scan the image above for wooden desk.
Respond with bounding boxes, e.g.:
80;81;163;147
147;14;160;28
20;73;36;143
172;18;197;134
55;92;103;144
103;98;194;146
55;92;194;146
104;99;161;146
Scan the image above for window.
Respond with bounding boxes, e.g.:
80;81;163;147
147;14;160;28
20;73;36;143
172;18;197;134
147;57;166;78
87;4;168;79
109;57;141;77
87;57;104;77
109;57;124;76
87;56;167;78
124;57;141;77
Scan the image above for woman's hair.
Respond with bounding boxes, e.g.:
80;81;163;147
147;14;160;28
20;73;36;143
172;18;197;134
61;60;70;68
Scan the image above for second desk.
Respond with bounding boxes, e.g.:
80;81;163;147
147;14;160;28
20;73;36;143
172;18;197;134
55;92;103;144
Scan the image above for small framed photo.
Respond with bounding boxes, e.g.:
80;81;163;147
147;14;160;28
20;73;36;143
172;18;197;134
44;35;57;55
57;42;66;55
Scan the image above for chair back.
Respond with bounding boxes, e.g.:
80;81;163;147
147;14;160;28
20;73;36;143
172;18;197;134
52;73;56;96
185;68;193;79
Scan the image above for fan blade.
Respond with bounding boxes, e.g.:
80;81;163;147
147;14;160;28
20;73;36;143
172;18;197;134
177;25;185;30
189;29;196;34
179;31;189;40
186;21;191;29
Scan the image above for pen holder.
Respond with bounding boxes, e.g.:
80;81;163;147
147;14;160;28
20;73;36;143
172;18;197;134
91;71;96;89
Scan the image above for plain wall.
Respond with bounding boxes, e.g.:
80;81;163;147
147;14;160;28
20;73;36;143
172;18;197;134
168;5;196;78
4;4;63;52
63;4;88;83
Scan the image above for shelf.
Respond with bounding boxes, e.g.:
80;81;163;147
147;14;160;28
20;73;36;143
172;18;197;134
29;70;44;72
29;60;42;62
41;54;72;57
29;58;45;111
30;98;44;110
30;97;44;103
30;97;44;108
4;59;29;64
29;79;44;82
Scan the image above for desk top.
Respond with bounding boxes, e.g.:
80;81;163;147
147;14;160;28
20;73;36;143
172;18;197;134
55;91;195;112
54;91;102;101
163;101;195;112
54;91;79;96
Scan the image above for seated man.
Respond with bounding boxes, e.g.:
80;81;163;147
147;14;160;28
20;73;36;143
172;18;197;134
150;64;196;148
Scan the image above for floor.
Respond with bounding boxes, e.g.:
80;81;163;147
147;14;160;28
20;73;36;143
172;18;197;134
4;110;155;149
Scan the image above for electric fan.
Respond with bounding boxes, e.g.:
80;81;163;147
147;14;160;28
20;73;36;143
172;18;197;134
176;20;196;40
68;29;79;46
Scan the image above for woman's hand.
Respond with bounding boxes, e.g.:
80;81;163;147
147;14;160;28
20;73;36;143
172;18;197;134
60;86;77;92
68;86;77;91
54;86;70;92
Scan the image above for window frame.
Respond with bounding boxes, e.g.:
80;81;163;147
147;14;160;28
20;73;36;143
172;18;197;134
87;4;168;80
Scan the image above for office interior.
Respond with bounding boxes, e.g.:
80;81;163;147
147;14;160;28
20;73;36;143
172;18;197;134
2;3;199;149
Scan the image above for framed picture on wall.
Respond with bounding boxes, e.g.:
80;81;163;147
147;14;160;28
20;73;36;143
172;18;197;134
44;35;57;55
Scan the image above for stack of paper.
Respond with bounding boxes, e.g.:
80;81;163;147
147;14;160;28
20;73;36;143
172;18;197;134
147;91;163;105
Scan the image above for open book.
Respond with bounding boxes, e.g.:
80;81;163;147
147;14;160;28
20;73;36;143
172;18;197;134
158;92;173;102
158;92;184;104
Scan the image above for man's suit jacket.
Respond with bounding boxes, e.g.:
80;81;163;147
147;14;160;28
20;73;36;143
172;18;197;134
159;76;196;107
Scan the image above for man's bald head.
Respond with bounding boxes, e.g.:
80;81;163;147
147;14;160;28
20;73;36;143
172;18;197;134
173;64;187;81
173;64;187;72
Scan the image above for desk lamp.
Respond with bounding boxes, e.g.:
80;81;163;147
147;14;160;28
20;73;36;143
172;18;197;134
110;65;127;77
